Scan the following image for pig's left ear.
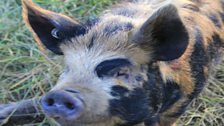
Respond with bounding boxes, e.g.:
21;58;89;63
133;4;189;61
22;0;86;55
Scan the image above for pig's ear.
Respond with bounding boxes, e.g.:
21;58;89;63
133;5;189;61
22;0;86;55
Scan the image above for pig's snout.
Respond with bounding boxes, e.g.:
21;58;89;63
41;90;84;120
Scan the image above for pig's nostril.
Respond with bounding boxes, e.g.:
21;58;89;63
65;102;75;110
47;98;55;106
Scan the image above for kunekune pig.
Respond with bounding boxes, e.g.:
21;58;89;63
2;0;224;126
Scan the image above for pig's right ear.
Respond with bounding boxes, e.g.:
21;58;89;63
22;0;86;55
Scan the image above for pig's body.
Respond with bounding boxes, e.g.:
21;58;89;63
0;0;224;126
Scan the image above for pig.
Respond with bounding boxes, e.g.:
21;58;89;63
0;0;224;126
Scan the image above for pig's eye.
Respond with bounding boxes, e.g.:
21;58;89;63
95;58;131;78
116;70;127;77
114;68;129;78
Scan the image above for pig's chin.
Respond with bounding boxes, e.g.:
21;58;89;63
54;119;116;126
51;114;121;126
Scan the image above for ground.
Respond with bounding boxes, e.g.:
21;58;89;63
0;0;223;126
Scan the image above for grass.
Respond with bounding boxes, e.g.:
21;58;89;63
0;0;223;126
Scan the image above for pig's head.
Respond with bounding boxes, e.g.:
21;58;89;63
22;0;188;126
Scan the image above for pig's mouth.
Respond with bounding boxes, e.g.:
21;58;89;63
45;110;117;126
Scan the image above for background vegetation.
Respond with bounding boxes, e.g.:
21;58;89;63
0;0;223;125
